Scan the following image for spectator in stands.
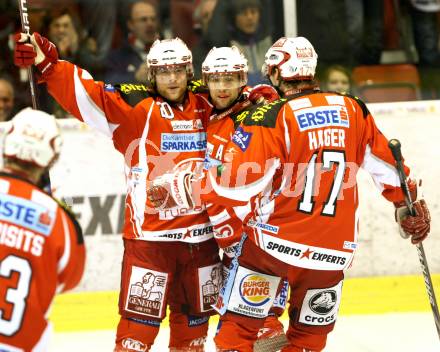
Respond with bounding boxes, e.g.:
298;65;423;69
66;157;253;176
321;65;352;94
204;0;272;85
39;7;101;118
105;0;161;84
408;0;440;67
0;78;14;122
192;0;217;79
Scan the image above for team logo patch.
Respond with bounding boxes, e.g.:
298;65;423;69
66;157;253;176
104;83;115;92
125;266;168;318
227;266;280;318
199;263;223;312
160;132;207;152
231;126;252;152
0;193;55;236
293;105;350;131
298;281;343;326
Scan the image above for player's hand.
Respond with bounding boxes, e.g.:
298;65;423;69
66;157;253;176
395;199;430;244
14;32;58;74
394;179;431;244
147;171;194;210
248;84;279;104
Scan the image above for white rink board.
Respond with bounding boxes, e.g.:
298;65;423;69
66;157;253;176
49;100;440;291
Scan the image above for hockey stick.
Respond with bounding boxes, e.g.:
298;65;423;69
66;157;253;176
388;138;440;340
17;0;52;193
17;0;38;109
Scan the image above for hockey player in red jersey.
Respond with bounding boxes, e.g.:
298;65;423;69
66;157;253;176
204;36;431;352
200;46;287;350
0;108;85;351
150;37;431;351
14;33;221;351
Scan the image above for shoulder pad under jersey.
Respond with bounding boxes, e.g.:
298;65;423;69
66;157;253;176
239;98;288;128
187;80;209;94
338;92;370;118
112;83;154;107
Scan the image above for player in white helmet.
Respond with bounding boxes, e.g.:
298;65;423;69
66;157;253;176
196;36;431;351
0;108;85;351
147;38;194;102
14;32;221;351
201;47;288;350
2;108;62;183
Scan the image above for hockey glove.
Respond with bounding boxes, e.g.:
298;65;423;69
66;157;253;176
147;171;194;210
394;179;431;244
248;84;280;104
14;32;58;74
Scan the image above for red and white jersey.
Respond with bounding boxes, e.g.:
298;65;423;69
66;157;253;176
42;61;214;243
0;172;85;351
203;99;252;250
203;91;409;270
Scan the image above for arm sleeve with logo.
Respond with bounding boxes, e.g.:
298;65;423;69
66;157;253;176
56;208;86;293
356;98;409;203
202;108;288;208
39;61;139;153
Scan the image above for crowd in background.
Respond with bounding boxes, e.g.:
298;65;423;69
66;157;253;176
1;0;440;120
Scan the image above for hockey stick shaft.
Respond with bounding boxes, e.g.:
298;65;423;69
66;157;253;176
17;0;52;193
388;138;440;340
17;0;38;109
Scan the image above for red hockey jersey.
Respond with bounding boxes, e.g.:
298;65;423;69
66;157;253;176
41;61;214;243
0;172;85;351
203;91;408;270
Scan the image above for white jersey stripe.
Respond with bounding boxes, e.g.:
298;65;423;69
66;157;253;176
209;158;281;202
73;66;115;138
361;144;401;192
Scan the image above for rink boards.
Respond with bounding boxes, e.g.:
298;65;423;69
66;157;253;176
50;273;440;332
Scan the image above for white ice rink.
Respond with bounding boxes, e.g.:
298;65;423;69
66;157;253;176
49;312;440;352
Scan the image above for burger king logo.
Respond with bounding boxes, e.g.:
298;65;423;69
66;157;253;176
239;274;272;307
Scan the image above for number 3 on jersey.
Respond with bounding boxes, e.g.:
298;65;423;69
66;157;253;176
0;255;32;336
298;150;346;216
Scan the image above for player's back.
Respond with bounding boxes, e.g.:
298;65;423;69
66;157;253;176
241;91;376;271
0;172;85;351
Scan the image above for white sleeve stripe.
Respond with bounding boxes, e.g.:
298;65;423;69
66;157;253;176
57;211;71;274
209;208;231;225
74;65;116;138
209;159;280;201
361;144;401;192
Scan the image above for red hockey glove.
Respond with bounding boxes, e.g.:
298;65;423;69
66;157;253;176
14;33;36;67
395;199;430;244
248;84;280;104
14;32;58;74
394;179;431;244
147;171;194;210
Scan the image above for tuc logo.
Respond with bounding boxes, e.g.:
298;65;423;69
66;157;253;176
239;274;272;306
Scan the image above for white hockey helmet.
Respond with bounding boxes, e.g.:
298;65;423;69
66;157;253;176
3;108;62;168
202;46;248;86
262;37;318;82
146;38;193;82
